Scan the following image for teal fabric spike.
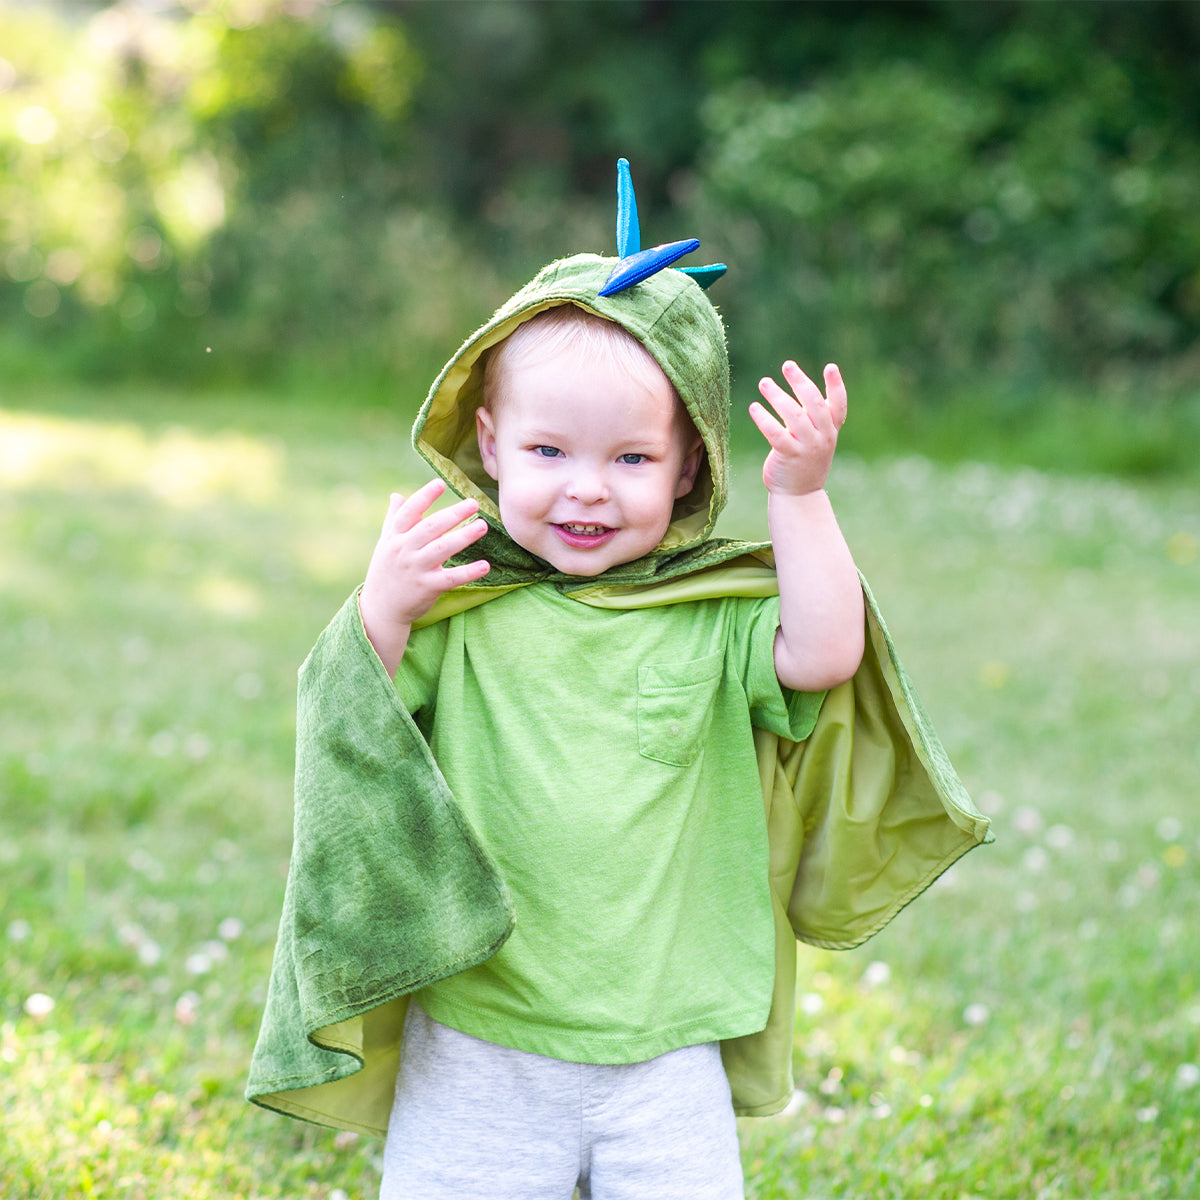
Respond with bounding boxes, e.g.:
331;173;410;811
600;158;726;297
679;264;728;290
615;157;640;258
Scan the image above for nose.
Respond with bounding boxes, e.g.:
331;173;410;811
564;463;609;504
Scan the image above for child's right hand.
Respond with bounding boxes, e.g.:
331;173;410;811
358;479;490;676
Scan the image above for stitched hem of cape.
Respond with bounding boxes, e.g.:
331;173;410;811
793;833;986;952
249;1096;383;1138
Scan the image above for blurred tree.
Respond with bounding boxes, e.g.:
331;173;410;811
692;2;1200;393
1;0;1198;405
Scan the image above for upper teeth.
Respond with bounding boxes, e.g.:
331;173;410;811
563;524;606;534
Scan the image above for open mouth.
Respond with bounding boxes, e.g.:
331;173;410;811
553;522;617;548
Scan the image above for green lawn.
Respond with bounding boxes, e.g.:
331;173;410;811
2;388;1198;1198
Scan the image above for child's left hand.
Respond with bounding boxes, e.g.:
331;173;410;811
749;361;847;496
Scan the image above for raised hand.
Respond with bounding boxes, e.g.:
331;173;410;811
358;479;490;676
749;361;848;497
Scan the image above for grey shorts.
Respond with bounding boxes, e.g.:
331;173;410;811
379;1002;745;1200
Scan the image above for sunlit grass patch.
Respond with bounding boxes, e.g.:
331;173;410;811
2;392;1198;1197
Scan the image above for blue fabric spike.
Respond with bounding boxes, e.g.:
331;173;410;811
615;157;641;258
599;239;700;297
599;158;726;297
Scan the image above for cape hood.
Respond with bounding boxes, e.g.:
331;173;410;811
411;252;766;589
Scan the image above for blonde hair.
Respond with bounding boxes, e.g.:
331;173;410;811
482;305;677;413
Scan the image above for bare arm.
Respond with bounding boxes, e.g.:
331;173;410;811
357;479;491;678
749;361;864;691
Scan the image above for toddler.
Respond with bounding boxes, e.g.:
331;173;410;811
247;163;991;1200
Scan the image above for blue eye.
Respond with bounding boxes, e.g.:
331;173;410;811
533;446;563;458
618;453;646;465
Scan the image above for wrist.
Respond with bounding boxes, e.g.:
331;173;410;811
768;486;831;511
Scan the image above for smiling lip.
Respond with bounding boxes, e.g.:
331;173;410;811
553;522;617;549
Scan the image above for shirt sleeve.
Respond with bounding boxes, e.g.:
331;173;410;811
733;595;827;743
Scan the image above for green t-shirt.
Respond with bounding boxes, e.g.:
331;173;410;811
397;584;823;1064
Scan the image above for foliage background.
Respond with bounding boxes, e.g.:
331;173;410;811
2;0;1199;474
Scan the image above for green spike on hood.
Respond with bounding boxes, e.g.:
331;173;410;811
411;252;751;587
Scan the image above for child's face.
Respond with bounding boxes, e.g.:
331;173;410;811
476;342;702;576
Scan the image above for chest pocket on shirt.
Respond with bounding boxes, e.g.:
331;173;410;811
636;652;724;767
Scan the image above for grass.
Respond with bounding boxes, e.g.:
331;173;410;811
2;384;1199;1198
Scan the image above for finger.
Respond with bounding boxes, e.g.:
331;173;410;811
426;517;490;567
749;400;803;452
381;490;407;530
823;363;848;430
757;375;813;431
391;479;448;531
412;496;483;544
784;359;840;435
781;360;825;407
440;558;491;589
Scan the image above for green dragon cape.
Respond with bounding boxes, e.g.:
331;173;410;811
246;243;991;1136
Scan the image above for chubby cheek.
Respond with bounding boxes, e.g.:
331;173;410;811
628;476;678;530
496;472;553;525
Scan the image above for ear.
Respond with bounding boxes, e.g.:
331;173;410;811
674;436;705;499
476;407;500;481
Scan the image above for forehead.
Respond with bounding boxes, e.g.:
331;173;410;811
495;343;684;436
487;306;667;394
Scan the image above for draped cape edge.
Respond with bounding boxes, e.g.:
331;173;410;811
246;555;991;1134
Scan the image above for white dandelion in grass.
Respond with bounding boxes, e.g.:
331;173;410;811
183;732;212;760
889;1045;922;1067
175;991;201;1026
1013;806;1044;836
1045;824;1076;850
1176;1063;1200;1089
117;922;145;947
1157;817;1184;842
963;1003;991;1027
137;940;163;967
148;730;177;758
7;919;31;942
217;917;244;941
819;1067;844;1096
199;939;228;963
861;960;891;987
23;993;55;1019
1022;846;1049;872
127;849;165;881
185;952;213;976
